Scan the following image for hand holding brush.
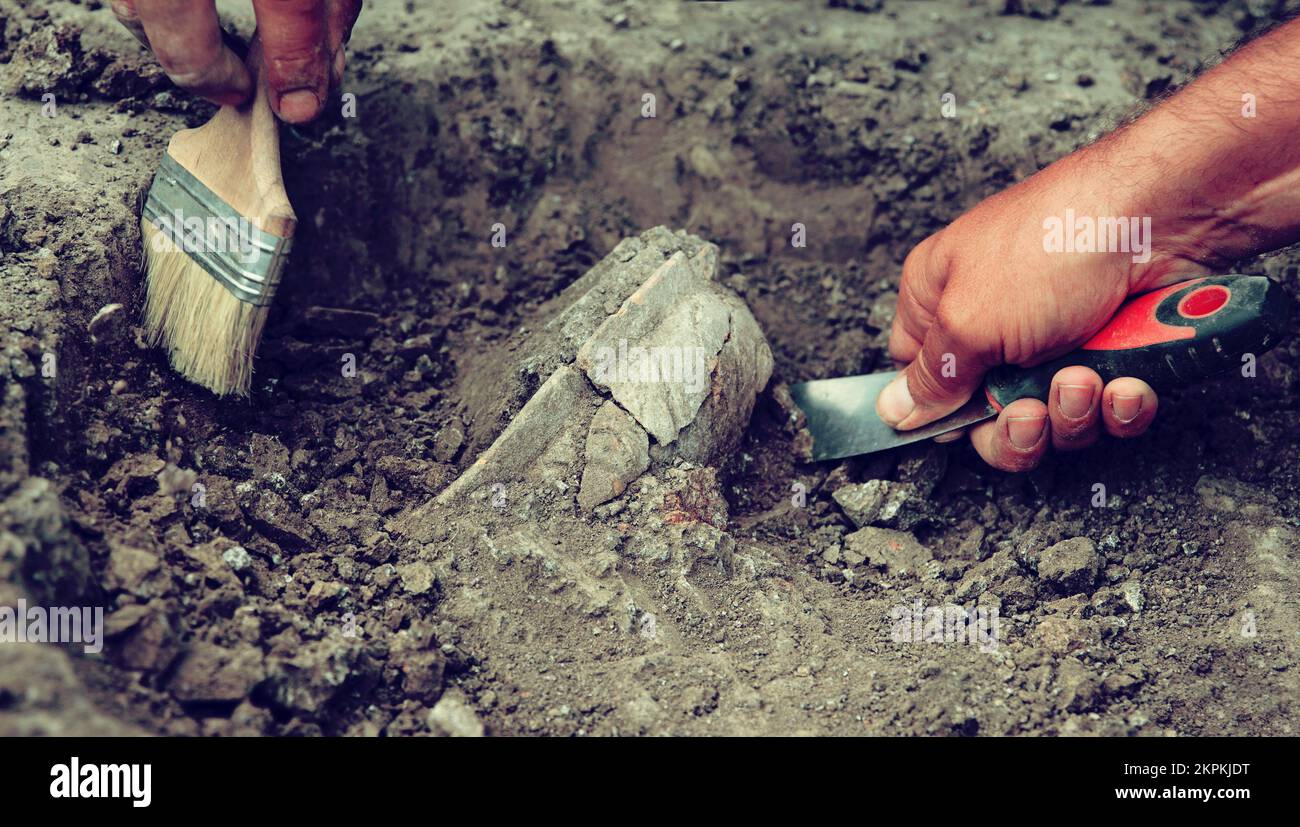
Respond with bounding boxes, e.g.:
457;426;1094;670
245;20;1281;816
126;2;362;396
140;33;294;397
111;0;363;123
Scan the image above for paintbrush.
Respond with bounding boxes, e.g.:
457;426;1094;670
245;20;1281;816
140;33;294;397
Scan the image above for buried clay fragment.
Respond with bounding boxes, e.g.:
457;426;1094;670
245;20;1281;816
419;227;773;517
578;401;650;511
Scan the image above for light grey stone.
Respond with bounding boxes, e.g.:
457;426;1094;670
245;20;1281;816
578;402;650;511
577;252;729;445
833;479;932;531
674;291;774;464
429;690;485;737
843;527;933;575
436;364;599;505
222;545;252;572
397;561;436;595
575;249;772;461
428;229;771;515
458;227;719;458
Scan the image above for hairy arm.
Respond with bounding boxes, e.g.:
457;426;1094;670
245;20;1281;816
1103;17;1300;283
877;17;1300;471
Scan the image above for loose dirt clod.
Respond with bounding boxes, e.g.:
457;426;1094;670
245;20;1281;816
1037;537;1102;595
834;479;934;530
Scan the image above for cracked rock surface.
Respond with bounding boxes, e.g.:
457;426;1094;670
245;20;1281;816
578;401;650;511
434;227;772;511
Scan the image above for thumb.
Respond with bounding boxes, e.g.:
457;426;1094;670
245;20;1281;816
876;312;994;431
252;0;330;123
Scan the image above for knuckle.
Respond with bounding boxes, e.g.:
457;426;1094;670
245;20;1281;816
894;288;934;344
900;243;927;286
908;350;957;403
1053;429;1096;451
919;324;980;390
932;304;972;341
902;240;948;302
266;44;325;70
153;50;220;86
887;326;915;364
256;0;329;50
263;44;328;86
996;446;1042;473
258;0;322;10
909;232;944;273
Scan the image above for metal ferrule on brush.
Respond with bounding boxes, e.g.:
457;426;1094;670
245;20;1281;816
141;154;291;307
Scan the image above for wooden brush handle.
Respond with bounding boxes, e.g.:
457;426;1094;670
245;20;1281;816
165;34;296;239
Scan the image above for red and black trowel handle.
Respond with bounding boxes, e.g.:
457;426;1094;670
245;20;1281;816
983;275;1292;409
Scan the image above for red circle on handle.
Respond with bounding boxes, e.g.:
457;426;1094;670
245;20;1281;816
1177;285;1230;319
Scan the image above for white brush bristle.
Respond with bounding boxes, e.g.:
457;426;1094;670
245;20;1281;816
141;220;269;397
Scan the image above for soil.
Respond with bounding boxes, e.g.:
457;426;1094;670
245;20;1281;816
2;0;1299;736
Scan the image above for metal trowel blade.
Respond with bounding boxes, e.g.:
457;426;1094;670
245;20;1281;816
788;370;996;461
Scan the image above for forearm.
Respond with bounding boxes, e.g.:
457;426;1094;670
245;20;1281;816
1096;18;1300;279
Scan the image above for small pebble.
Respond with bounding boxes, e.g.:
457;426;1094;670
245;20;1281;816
223;545;253;572
87;303;125;343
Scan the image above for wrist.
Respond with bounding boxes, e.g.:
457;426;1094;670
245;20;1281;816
1030;139;1214;294
1075;129;1226;291
1095;107;1300;289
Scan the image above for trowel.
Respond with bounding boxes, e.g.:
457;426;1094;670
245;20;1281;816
790;275;1292;461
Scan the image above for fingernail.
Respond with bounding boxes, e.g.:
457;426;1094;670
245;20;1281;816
1058;384;1095;420
1008;415;1046;449
278;89;321;122
877;374;915;427
1113;394;1143;424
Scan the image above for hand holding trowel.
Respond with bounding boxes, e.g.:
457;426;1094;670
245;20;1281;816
791;275;1291;462
787;16;1300;469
